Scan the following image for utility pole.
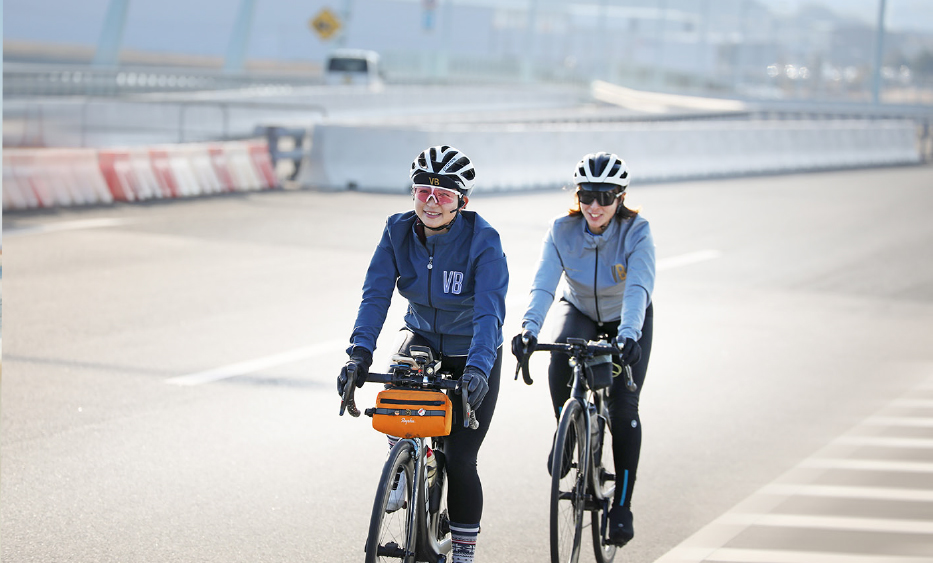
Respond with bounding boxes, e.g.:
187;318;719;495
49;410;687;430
521;0;539;82
871;0;888;105
337;0;354;48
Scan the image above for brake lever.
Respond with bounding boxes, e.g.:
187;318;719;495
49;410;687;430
459;381;480;430
339;364;361;418
514;335;535;385
624;364;637;392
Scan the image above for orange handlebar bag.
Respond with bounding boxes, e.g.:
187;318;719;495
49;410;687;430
372;388;453;439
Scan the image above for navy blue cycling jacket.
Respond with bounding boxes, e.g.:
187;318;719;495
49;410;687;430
348;210;509;377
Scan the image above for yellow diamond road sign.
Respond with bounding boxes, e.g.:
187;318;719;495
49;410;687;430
310;8;341;40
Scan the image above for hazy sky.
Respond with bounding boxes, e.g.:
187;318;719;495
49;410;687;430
3;0;932;57
767;0;933;32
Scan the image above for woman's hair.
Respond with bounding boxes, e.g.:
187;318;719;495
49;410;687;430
566;186;639;220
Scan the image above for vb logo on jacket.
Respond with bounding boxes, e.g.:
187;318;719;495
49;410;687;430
443;271;464;294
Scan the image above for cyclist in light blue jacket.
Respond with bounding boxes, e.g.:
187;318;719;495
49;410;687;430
512;152;655;547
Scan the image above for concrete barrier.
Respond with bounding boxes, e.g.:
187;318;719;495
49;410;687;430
297;120;922;193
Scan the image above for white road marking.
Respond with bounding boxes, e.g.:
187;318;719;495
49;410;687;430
657;249;722;271
665;547;933;563
3;218;131;237
865;416;933;428
800;458;933;473
761;483;933;502
834;436;933;449
654;376;933;563
892;398;933;408
165;340;346;386
719;513;933;534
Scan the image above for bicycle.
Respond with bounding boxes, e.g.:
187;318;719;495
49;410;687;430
340;345;478;563
517;337;636;563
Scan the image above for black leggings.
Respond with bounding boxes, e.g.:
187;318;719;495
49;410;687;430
547;299;653;509
393;329;502;525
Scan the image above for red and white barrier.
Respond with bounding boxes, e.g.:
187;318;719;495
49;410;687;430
3;148;114;210
3;139;279;211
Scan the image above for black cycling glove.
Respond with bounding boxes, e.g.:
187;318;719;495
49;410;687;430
510;330;537;364
337;347;373;396
461;366;489;409
613;337;642;366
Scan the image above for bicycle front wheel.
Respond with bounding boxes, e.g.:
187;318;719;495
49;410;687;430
591;398;617;563
550;400;588;563
365;441;416;563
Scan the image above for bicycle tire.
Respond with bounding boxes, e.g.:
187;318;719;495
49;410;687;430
365;441;416;563
590;398;617;563
550;399;587;563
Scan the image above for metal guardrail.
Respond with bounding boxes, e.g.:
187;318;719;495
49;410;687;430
3;62;322;97
4;98;326;148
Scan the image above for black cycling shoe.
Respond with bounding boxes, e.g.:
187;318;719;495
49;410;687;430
607;506;634;546
547;430;576;478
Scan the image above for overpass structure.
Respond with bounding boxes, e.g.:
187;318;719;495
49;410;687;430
3;75;932;211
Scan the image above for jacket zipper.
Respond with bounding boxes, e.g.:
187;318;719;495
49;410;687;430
427;254;434;308
594;245;602;325
427;253;443;352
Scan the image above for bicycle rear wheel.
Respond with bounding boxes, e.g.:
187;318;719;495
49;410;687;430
550;400;587;563
365;441;416;563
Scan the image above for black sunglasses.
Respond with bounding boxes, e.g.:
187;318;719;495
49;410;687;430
577;189;620;206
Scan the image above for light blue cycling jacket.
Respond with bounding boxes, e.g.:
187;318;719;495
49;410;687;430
521;212;655;342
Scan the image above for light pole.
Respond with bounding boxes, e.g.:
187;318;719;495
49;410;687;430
92;0;130;67
223;0;256;74
871;0;888;104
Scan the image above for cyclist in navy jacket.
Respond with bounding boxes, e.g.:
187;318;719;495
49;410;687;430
512;152;655;547
338;146;508;563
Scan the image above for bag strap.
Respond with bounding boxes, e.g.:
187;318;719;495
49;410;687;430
379;397;447;407
371;408;448;417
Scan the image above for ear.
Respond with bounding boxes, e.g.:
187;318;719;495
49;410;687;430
461;196;469;209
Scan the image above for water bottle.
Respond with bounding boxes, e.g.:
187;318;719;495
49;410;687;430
426;446;438;487
588;404;603;464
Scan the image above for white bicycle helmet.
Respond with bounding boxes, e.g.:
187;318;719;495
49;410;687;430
410;145;476;198
573;152;629;191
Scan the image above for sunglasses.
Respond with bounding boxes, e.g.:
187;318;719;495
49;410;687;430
577;189;620;206
412;185;460;205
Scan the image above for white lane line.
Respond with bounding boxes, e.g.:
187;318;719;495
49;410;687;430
893;399;933;409
670;547;933;563
3;218;131;238
800;458;933;473
761;484;933;502
865;416;933;428
835;436;933;449
720;513;933;535
165;340;346;386
657;249;722;271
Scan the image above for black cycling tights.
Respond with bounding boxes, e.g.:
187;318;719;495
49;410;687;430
393;329;502;526
547;299;653;509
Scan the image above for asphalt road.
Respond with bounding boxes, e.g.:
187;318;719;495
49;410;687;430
3;164;933;563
